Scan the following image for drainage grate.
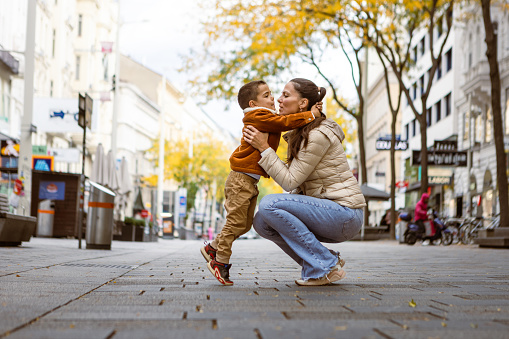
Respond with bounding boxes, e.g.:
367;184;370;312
61;263;138;269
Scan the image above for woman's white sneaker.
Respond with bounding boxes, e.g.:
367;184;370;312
295;268;346;286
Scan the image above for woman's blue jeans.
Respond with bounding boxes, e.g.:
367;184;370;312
253;194;363;280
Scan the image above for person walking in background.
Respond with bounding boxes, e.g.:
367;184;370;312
243;78;366;286
201;80;322;286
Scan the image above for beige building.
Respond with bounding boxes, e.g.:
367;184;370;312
364;55;404;226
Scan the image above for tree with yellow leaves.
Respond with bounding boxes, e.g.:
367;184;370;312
144;133;231;213
184;0;370;185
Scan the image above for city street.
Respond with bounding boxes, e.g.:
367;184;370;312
1;238;509;339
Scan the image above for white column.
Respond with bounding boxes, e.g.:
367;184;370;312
111;1;120;157
17;0;36;215
157;77;166;224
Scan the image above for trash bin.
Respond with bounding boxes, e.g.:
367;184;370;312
86;181;116;250
37;199;55;237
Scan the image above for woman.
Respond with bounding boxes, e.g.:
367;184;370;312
243;78;366;286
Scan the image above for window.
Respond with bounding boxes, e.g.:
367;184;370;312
411;119;416;137
405;123;409;140
485;107;493;143
445;93;451;117
420;76;425;96
78;14;83;37
437;59;442;80
437;16;443;38
463;112;469;141
468;33;472;68
75;56;80;80
446;49;452;72
52;29;56;58
435;100;442;122
412;83;417;100
413;46;418;62
427;68;432;86
427;108;432;127
102;55;108;81
420;37;425;56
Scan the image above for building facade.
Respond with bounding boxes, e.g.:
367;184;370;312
454;3;509;219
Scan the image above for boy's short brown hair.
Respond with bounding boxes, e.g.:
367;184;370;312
237;80;267;110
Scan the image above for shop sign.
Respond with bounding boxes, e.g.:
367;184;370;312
48;148;80;163
32;145;47;155
429;176;451;185
32;155;54;171
412;150;467;167
375;138;408;151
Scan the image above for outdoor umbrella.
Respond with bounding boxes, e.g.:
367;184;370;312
104;150;120;191
91;143;104;184
115;157;133;220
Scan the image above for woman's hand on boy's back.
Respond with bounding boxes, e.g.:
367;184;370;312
243;125;269;152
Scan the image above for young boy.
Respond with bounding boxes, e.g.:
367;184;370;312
201;80;321;285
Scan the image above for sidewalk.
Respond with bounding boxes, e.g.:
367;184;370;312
1;237;508;339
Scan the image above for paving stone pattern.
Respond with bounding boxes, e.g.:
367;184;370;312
1;237;509;338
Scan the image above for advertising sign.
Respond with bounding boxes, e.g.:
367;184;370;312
33;97;98;133
1;140;19;157
32;155;54;171
39;181;66;200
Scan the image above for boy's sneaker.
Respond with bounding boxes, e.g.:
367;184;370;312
295;267;346;286
200;242;217;263
207;260;234;286
329;249;345;268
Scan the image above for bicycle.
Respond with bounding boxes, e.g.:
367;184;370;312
459;217;484;245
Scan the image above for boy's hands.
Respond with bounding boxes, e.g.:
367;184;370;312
311;102;323;117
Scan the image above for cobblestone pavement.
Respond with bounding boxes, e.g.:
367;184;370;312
1;237;508;339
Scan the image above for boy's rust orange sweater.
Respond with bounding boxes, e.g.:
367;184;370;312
229;107;315;177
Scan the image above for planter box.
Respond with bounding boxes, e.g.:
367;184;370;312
0;213;37;246
118;224;157;242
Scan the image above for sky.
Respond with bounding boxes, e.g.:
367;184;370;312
119;0;357;138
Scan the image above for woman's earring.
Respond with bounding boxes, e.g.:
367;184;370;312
300;107;303;112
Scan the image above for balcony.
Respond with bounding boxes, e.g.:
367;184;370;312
461;60;491;99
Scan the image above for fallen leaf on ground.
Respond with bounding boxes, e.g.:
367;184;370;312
409;299;416;307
